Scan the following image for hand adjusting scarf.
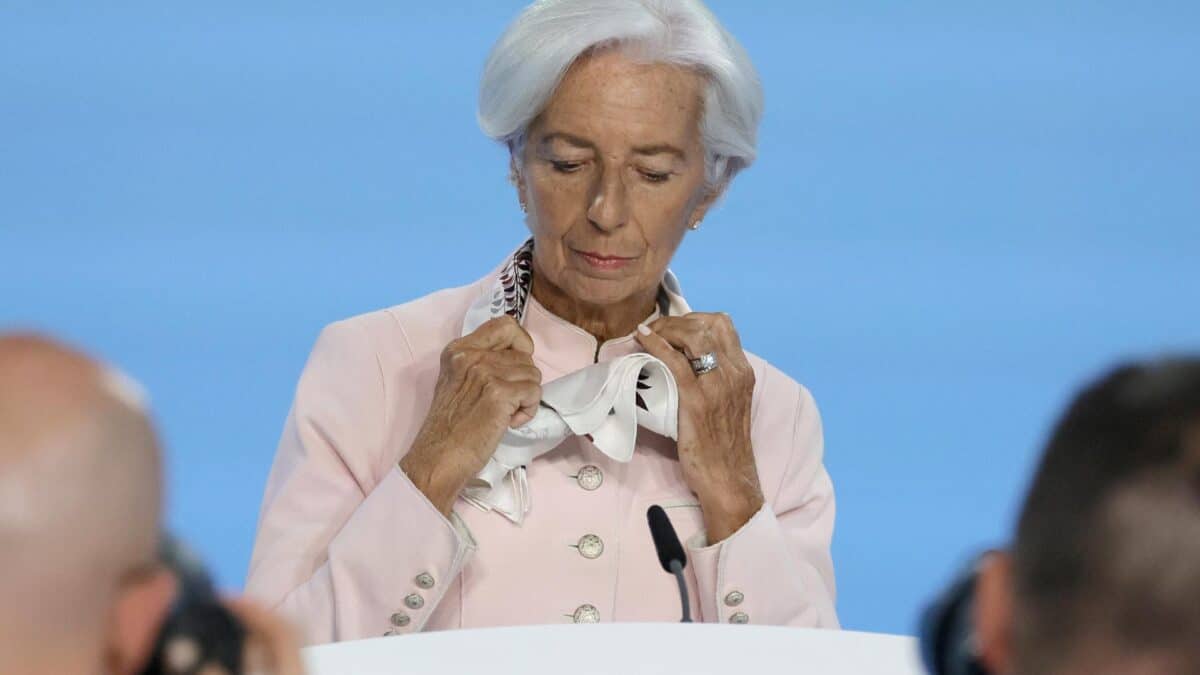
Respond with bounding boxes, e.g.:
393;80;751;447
457;239;692;524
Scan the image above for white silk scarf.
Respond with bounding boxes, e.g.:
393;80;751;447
458;239;692;524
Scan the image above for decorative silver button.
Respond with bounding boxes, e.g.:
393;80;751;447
724;590;745;607
576;465;603;491
576;534;604;559
729;611;750;624
573;604;600;623
404;594;424;610
390;612;411;627
415;572;435;589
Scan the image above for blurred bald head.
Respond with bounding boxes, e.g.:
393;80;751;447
0;334;163;671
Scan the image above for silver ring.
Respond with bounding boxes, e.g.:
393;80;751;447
689;352;718;375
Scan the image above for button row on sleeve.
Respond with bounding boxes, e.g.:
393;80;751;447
726;590;747;623
383;571;437;635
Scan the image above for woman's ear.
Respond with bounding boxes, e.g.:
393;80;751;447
974;550;1016;674
104;568;177;675
687;182;726;231
509;155;528;212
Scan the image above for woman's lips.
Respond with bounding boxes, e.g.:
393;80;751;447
574;249;636;271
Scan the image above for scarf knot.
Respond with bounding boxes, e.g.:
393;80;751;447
458;239;691;524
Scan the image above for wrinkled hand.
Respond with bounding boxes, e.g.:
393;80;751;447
400;316;542;515
636;312;764;542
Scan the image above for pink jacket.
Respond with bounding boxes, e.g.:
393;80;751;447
246;274;838;645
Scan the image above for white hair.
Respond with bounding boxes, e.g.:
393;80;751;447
478;0;764;188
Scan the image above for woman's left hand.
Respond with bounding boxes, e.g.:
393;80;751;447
636;312;764;543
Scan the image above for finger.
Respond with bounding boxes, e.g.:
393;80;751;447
447;348;537;382
648;315;718;360
225;595;302;667
509;407;537;428
710;311;744;351
507;380;543;428
222;597;305;675
704;313;754;377
666;313;752;375
480;349;540;375
484;362;543;385
650;312;731;333
242;636;270;675
465;316;535;354
479;377;543;425
636;325;698;389
469;350;540;386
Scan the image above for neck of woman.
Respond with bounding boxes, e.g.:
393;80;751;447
530;274;658;344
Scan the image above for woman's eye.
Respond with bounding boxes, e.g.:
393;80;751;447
551;160;584;173
639;170;671;183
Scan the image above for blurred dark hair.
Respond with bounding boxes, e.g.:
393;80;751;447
1011;357;1200;673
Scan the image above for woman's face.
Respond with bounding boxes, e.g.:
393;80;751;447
517;49;718;310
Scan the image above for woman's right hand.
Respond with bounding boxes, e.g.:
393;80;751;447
399;316;542;515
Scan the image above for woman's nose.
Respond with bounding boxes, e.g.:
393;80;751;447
586;168;628;231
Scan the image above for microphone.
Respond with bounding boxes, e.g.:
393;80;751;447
646;505;692;622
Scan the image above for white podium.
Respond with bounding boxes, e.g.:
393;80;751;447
303;624;924;675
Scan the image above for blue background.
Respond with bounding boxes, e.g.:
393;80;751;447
3;1;1198;635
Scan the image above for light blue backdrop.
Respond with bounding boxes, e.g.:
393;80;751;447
3;1;1198;635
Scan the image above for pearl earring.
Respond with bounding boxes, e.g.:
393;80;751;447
689;221;701;231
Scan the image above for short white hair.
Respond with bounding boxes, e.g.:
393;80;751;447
478;0;764;188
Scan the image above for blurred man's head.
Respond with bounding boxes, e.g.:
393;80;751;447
975;358;1200;675
0;335;175;675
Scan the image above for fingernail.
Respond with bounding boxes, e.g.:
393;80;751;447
637;324;651;335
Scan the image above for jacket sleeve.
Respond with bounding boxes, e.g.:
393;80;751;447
685;384;838;628
245;318;475;645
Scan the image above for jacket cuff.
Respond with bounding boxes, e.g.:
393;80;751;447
686;504;823;626
327;466;476;637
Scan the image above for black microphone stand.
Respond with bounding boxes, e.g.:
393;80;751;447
647;504;693;623
669;559;693;623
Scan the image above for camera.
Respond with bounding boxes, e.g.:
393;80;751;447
139;534;246;675
919;556;990;675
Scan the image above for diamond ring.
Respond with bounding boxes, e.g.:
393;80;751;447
689;352;718;375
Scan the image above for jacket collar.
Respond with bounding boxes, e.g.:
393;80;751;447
462;239;692;377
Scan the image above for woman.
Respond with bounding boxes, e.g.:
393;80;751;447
247;0;837;643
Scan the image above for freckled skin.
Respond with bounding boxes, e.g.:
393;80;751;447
515;49;719;341
510;50;765;541
405;49;763;544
